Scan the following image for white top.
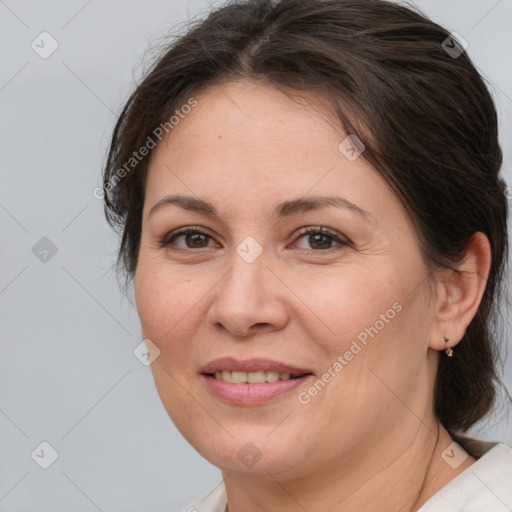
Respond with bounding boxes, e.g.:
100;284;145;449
180;442;512;512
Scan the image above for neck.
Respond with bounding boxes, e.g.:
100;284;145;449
223;420;475;512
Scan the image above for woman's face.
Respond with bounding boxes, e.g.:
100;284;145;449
135;81;440;478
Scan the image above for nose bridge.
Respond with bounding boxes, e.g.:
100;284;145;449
219;232;270;295
207;245;288;336
218;248;269;308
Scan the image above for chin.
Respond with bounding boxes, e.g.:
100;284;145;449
183;424;313;478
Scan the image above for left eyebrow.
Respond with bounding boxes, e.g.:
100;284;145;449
274;196;374;222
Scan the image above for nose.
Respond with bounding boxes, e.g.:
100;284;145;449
206;254;289;338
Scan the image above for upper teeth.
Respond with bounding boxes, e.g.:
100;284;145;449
214;370;292;383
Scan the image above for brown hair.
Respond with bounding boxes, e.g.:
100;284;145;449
102;0;509;445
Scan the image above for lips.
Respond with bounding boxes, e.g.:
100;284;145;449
200;358;314;405
200;357;313;379
213;370;294;383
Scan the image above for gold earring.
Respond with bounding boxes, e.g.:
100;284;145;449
444;337;453;357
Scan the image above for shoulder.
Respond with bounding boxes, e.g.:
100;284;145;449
419;442;512;511
179;482;227;512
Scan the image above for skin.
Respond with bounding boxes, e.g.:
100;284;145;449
134;80;491;511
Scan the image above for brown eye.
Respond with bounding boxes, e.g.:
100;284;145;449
161;228;217;250
182;232;210;248
307;233;335;250
293;226;349;252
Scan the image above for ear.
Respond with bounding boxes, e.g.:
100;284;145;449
429;232;492;352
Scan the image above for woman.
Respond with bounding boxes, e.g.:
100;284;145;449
102;0;511;510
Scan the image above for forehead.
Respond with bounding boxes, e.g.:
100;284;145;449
143;81;398;228
148;82;360;182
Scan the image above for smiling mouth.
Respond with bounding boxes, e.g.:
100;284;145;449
200;358;314;404
207;370;309;383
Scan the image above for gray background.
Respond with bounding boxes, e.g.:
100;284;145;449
1;0;511;510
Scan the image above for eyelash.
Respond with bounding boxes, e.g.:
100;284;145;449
159;225;350;254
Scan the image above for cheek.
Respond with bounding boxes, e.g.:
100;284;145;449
135;263;207;425
294;269;402;355
134;258;197;349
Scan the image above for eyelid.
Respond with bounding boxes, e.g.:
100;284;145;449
290;226;351;251
292;225;348;242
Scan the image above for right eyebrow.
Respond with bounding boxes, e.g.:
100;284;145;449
148;195;217;219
